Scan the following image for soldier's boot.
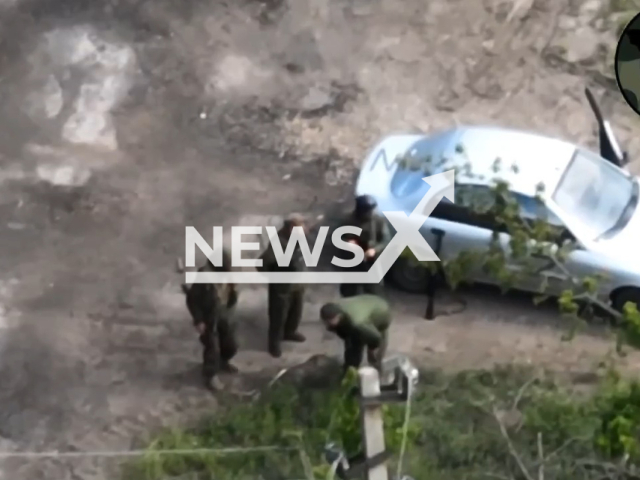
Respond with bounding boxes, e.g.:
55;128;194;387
283;332;306;342
283;290;305;343
220;361;239;373
268;291;287;358
268;340;282;358
218;321;239;374
202;331;223;390
339;283;359;298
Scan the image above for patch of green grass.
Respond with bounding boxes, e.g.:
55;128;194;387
124;364;640;480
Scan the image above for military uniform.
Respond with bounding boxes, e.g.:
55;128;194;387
259;218;307;358
320;294;391;373
338;204;391;298
184;251;239;388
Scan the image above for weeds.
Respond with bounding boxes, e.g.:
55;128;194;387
125;363;640;480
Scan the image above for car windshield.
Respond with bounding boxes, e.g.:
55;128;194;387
552;149;635;239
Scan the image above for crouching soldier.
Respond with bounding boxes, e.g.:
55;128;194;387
258;214;308;358
319;294;391;375
337;194;391;298
179;249;239;391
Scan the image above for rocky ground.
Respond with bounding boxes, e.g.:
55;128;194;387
0;0;639;478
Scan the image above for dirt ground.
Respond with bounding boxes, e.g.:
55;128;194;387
0;0;639;478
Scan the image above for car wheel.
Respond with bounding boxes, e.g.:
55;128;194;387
611;288;640;324
387;257;430;294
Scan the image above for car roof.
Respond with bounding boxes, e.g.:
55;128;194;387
418;125;578;198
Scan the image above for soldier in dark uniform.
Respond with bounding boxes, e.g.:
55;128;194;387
258;214;308;358
319;294;391;375
338;195;391;298
182;249;239;391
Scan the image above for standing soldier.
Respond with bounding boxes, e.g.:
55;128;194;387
258;214;308;358
338;194;392;298
319;294;391;375
179;248;239;391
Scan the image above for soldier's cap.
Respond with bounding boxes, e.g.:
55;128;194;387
320;302;342;321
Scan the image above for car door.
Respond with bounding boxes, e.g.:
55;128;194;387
421;185;600;296
518;237;599;298
507;192;592;297
424;184;518;286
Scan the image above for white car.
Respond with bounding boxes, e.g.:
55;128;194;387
354;88;640;311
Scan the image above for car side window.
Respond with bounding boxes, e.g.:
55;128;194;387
510;193;562;227
433;186;576;244
455;185;497;212
510;193;577;243
432;185;503;231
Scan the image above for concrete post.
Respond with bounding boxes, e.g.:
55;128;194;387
358;367;389;480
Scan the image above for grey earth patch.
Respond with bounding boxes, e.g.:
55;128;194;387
297;82;363;118
253;0;288;25
48;27;137;149
23;75;64;121
207;53;274;96
0;279;20;332
11;25;137;190
35;163;92;187
299;86;335;114
25;144;120;187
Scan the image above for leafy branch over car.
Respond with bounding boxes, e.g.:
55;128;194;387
354;88;640;350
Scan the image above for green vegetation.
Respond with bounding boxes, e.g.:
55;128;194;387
126;367;413;479
127;364;640;480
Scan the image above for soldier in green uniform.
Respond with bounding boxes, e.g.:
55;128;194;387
319;294;391;375
182;249;239;391
338;195;392;298
258;214;308;358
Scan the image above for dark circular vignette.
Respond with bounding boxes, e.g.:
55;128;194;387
615;11;640;117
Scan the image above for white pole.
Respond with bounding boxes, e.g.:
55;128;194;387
358;367;389;480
